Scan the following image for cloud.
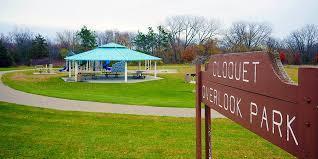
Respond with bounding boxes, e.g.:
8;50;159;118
0;0;317;38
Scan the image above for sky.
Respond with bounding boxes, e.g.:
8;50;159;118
0;0;317;39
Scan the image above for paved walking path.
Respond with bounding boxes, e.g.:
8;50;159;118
0;70;224;118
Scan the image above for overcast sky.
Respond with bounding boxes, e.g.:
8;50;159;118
0;0;317;39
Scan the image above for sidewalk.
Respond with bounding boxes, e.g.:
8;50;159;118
0;70;224;118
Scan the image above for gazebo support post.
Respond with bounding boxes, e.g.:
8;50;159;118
88;61;90;71
90;61;92;71
154;61;157;78
95;61;97;72
138;61;141;70
74;61;78;82
150;60;152;70
125;61;128;82
68;60;71;78
93;61;95;71
91;61;93;72
86;61;88;71
88;61;92;72
72;61;75;74
100;61;103;71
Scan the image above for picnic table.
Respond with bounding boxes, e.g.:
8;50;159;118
133;70;145;79
104;71;120;78
78;71;97;80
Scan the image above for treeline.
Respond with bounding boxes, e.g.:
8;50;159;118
1;15;318;67
0;26;98;66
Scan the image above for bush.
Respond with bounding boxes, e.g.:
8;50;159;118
181;46;197;62
279;51;286;64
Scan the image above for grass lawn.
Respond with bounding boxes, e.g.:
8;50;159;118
1;65;298;108
284;65;299;83
0;101;294;158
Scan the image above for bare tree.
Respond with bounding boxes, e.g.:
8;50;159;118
197;19;220;44
285;24;318;62
9;28;34;64
96;30;114;46
56;30;79;51
266;37;282;52
223;21;272;52
165;15;220;62
166;15;219;48
0;33;13;47
114;31;135;48
165;16;184;62
182;16;201;48
46;39;60;62
165;16;184;46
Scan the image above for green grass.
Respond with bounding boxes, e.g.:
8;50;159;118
0;66;32;71
0;101;294;158
1;65;299;108
284;65;299;83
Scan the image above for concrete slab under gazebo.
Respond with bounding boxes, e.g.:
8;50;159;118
64;43;162;83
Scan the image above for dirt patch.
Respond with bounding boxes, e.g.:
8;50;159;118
9;71;65;82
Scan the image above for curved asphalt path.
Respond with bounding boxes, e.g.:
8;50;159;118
0;70;224;118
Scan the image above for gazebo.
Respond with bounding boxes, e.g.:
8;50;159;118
65;43;161;83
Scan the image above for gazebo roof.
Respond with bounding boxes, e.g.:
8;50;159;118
99;43;126;48
65;43;161;61
67;51;75;57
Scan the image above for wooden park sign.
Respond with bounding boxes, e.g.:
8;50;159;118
195;51;318;159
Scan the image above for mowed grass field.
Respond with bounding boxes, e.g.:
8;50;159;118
1;65;299;108
0;101;294;158
284;65;299;83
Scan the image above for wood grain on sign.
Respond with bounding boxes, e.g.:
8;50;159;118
196;51;318;159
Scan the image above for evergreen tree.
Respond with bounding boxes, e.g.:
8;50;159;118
30;34;49;59
133;31;148;52
156;26;171;53
77;26;97;51
133;26;171;56
0;40;13;67
146;27;156;54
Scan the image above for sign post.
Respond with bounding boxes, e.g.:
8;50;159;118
195;64;202;159
204;104;212;159
196;51;318;158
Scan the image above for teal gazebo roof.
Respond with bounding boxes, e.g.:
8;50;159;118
65;43;161;61
99;43;126;48
67;51;75;57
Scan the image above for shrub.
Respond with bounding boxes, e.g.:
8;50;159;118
181;46;198;62
279;51;286;64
